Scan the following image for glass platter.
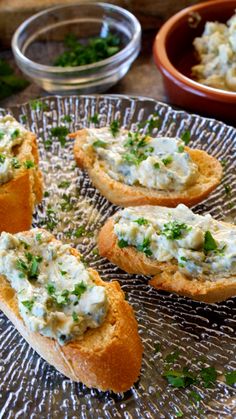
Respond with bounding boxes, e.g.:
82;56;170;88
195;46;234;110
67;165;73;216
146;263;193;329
0;95;235;419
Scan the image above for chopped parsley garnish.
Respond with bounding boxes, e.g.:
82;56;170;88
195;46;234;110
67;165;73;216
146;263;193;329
224;184;232;195
60;194;73;211
137;113;160;134
50;126;69;147
200;366;217;388
11;129;20;140
74;226;85;238
203;231;217;253
189;391;202;404
225;370;236;386
118;238;129;248
30;99;49;111
89;113;99;124
72;311;79;322
60;270;67;276
72;282;87;298
220;159;227;168
44;138;53;150
162;156;173;166
92;139;107;148
181;130;191;145
165;350;180;364
46;283;56;295
162;221;190;240
110;120;120;137
153;162;160;169
163;367;197;388
0;131;4;140
11;157;21;169
21;300;34;312
44;191;50;198
154;342;161;353
175;409;184;417
61;115;72;123
0;59;29;100
58;180;70;189
35;233;42;242
137;237;152;256
134;218;149;226
0;154;6;164
54;33;121;67
24;160;35;169
178;145;185;153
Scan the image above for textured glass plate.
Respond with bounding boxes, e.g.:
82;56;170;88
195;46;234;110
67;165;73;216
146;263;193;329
0;95;235;419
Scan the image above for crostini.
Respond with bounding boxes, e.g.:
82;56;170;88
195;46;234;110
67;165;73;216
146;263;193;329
0;115;43;233
71;126;222;207
98;204;236;303
0;228;143;393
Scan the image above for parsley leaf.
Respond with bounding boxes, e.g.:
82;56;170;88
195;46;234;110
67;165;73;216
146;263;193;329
165;350;180;364
30;99;49;111
92;139;107;148
11;129;20;140
72;311;78;322
46;283;56;295
50;126;69;147
21;300;34;312
110;120;120;137
72;282;87;298
11;157;21;169
203;231;217;253
0;154;6;164
58;180;70;189
61;115;72;123
163;368;197;388
89;113;99;124
162;156;173;166
118;238;129;248
225;370;236;386
200;366;217;388
134;218;149;225
137;237;152;256
24;160;35;169
74;226;85;238
153;162;160;169
162;221;190;240
181;130;191;145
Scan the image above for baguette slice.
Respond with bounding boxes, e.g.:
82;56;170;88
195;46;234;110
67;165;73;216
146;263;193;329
0;230;143;393
98;218;236;303
0;128;43;233
71;128;222;207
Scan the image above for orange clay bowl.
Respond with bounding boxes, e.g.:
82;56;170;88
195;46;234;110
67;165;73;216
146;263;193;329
153;0;236;124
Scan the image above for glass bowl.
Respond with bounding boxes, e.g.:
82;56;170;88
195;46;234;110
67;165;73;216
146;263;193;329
12;2;141;94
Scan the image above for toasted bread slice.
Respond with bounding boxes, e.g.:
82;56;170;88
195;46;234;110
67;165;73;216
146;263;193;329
0;230;143;393
98;218;236;303
0;129;43;233
71;128;222;207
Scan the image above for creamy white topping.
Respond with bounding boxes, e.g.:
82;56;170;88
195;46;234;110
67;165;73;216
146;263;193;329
192;14;236;91
114;204;236;279
0;115;27;185
83;128;198;191
0;229;108;345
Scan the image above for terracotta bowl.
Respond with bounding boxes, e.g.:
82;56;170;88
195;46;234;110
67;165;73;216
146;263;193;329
153;0;236;124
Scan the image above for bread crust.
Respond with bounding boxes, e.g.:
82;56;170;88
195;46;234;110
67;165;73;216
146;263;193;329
0;131;43;233
98;218;236;303
72;129;222;207
0;231;143;393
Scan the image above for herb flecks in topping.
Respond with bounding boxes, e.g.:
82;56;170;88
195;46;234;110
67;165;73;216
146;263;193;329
21;300;34;312
54;33;121;67
11;129;20;140
181;130;191;145
61;115;72;123
36;233;42;242
137;237;152;256
134;218;149;226
92;139;107;148
72;282;87;298
24;160;35;169
0;154;6;164
110;120;120;137
162;156;173;166
74;226;85;238
46;283;56;295
118;239;129;248
153;162;160;169
60;194;73;212
50;126;69;147
72;311;78;322
165;350;180;364
162;221;190;240
12;157;21;169
178;145;185;153
58;180;70;189
203;231;217;253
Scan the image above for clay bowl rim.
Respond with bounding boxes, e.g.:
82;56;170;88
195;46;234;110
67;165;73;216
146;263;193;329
153;0;236;104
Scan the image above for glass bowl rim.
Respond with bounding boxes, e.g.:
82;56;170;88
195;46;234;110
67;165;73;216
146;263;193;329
12;1;141;74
